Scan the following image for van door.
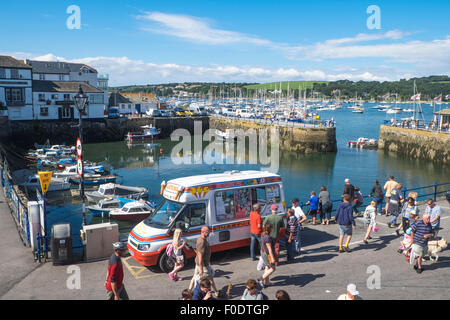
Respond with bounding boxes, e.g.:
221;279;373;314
173;202;207;251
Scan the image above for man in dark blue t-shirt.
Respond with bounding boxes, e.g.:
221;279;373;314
410;214;433;274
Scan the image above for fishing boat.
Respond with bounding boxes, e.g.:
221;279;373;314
69;175;117;186
126;125;160;143
348;137;378;150
109;200;155;222
85;183;149;203
87;197;134;218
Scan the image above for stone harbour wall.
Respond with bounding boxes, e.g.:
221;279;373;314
378;125;450;164
209;117;337;153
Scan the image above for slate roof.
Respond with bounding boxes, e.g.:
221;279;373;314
108;93;132;106
0;56;32;69
32;80;103;93
26;60;97;74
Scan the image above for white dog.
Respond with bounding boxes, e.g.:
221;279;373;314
426;238;447;263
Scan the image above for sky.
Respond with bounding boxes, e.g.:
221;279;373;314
0;0;449;86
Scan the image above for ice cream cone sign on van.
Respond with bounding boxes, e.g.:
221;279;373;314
127;170;286;273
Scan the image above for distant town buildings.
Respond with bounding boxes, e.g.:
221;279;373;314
0;55;109;121
109;92;157;115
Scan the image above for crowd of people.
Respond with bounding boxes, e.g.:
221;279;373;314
104;174;444;300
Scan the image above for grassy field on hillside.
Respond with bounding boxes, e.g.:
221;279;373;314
244;81;329;91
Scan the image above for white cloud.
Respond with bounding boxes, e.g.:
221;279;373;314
137;11;274;46
0;51;444;85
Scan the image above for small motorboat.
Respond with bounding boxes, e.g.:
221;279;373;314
19;174;71;192
70;175;117;185
54;164;106;179
126;125;160;143
87;197;134;218
109;200;155;222
348;137;378;149
352;107;364;113
85;183;149;203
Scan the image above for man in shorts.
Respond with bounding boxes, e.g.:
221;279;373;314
410;213;433;274
188;226;219;296
335;194;356;253
384;175;398;215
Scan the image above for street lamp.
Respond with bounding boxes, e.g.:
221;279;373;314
73;85;88;226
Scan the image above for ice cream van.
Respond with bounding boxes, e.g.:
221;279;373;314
127;170;286;272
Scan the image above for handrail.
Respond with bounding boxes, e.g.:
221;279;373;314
300;181;449;215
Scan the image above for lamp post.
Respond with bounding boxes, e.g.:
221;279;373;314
73;85;88;226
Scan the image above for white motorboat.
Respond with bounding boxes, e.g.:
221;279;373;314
19;174;71;192
109;200;154;222
85;183;149;203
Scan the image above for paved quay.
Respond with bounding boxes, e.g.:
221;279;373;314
1;188;449;300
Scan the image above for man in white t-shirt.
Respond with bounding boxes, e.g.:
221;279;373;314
291;198;307;255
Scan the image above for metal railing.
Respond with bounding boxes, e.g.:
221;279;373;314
211;114;335;128
300;181;450;217
383;120;450;134
0;161;31;247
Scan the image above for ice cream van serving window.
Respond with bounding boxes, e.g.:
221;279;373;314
215;185;280;222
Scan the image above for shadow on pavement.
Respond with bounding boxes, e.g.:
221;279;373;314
301;227;338;247
271;273;326;288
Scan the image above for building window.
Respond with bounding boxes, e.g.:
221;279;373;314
38;93;45;102
59;74;64;81
51;94;59;100
0;68;5;79
10;69;19;79
40;107;49;116
39;74;45;80
5;88;24;104
64;94;71;101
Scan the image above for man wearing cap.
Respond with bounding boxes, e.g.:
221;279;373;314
105;242;129;300
263;204;285;265
337;284;363;300
291;198;307;255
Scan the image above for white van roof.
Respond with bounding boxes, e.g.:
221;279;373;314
167;170;279;189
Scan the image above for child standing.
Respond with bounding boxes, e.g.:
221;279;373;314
306;191;319;225
363;201;377;244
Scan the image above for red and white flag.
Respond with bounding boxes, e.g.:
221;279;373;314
433;94;442;102
410;93;421;101
382;93;390;99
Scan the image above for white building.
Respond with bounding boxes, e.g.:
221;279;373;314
0;56;33;120
25;60;109;110
32;81;105;120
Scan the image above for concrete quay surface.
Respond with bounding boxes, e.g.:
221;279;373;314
1;185;449;300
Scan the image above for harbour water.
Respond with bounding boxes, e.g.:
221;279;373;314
46;102;448;246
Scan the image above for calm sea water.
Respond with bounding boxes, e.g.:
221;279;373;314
46;102;448;245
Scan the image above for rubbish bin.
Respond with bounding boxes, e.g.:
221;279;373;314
51;223;73;265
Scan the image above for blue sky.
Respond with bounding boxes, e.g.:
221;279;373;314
1;0;449;85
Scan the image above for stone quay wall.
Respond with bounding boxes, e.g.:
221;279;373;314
0;117;210;146
209;117;337;153
378;125;450;164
